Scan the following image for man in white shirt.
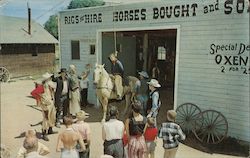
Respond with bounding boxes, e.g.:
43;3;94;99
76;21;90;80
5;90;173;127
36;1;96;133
102;106;124;158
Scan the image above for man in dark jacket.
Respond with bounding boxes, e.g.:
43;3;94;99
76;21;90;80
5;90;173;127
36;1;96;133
109;51;124;100
52;68;70;127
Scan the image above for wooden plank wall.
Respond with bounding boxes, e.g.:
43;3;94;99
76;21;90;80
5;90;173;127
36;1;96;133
59;0;249;141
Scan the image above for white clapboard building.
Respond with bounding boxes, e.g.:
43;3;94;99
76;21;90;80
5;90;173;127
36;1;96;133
59;0;249;142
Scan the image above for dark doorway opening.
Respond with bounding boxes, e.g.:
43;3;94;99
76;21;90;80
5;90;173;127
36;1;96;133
101;29;177;123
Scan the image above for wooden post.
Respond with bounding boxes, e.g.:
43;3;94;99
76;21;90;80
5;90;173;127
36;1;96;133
143;33;148;71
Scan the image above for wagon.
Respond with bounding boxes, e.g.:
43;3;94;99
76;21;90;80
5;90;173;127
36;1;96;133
176;103;228;144
0;67;10;82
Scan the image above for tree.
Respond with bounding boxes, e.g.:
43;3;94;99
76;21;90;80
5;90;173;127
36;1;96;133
44;15;58;39
68;0;105;9
44;0;105;39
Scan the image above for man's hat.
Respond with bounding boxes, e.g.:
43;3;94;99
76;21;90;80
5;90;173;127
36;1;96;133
58;68;67;74
42;72;53;81
76;110;90;120
138;71;149;78
147;79;161;88
109;51;118;59
167;110;177;122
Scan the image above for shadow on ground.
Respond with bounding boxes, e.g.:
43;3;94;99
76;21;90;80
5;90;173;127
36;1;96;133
14;131;58;140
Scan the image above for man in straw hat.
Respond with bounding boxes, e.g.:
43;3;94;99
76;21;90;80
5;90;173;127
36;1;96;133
52;68;70;128
38;72;57;141
109;51;124;100
72;110;91;158
158;110;186;158
146;79;161;122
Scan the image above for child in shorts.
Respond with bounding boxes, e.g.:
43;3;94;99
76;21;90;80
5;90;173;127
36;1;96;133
144;117;158;158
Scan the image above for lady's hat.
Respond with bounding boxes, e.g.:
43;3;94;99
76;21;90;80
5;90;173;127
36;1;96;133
147;79;161;88
76;110;90;120
42;72;53;81
167;110;177;122
138;71;149;78
58;68;67;74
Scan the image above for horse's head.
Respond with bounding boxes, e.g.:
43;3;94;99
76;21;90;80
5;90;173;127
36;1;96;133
93;63;105;85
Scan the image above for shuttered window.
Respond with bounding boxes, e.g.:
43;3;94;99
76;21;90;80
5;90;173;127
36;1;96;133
90;44;95;55
71;40;80;60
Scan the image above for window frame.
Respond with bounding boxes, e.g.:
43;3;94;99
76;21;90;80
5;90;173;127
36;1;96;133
71;40;80;60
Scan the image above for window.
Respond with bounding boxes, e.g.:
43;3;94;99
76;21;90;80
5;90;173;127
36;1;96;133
71;40;80;60
157;46;166;60
90;44;95;55
32;46;38;56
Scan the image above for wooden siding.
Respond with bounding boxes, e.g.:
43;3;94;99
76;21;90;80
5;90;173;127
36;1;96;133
59;0;250;141
0;52;55;78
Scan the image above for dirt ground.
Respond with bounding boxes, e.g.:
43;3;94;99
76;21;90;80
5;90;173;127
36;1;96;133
0;79;246;158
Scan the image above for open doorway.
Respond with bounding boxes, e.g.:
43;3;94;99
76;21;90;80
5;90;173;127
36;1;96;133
100;28;178;123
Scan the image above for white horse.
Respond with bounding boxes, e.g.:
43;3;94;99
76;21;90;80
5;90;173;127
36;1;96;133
93;64;138;122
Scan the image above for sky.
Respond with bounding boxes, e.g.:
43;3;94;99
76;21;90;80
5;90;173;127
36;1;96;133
0;0;157;25
0;0;72;25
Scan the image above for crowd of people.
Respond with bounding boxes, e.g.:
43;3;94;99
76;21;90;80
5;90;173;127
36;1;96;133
17;105;185;158
19;52;185;158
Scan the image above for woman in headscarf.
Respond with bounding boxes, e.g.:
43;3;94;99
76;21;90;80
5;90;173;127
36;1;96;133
68;64;81;115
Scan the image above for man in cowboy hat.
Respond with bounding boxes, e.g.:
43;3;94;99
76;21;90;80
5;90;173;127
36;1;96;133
38;72;57;141
146;79;161;123
158;110;186;158
72;110;91;158
52;68;70;127
134;71;149;115
109;51;124;100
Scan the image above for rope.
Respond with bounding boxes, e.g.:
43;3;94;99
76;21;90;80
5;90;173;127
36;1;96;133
112;3;117;52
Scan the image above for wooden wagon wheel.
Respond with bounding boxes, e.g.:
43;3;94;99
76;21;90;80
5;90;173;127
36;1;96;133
193;110;228;144
176;103;202;133
0;67;10;82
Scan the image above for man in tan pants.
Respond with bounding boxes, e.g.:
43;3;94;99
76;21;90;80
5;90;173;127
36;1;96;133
109;51;124;100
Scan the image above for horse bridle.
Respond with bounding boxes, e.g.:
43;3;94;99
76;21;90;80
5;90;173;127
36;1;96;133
96;72;113;91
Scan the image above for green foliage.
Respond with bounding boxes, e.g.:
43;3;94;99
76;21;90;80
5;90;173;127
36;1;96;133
67;0;105;9
44;15;58;39
44;0;105;39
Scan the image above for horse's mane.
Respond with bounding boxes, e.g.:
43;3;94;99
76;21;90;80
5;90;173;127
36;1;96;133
100;66;109;77
96;65;110;86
